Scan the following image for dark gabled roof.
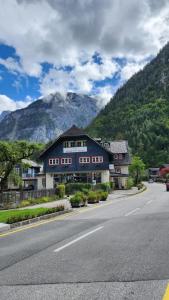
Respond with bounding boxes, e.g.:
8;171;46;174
39;125;113;159
60;125;85;137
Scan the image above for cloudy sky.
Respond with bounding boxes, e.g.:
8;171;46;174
0;0;169;112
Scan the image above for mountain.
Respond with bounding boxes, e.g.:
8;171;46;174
87;42;169;167
0;110;11;122
0;92;100;143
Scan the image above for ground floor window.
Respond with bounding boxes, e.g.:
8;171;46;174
54;172;101;184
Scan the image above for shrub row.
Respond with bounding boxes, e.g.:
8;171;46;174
6;206;65;224
65;182;112;195
18;195;58;208
65;183;92;195
70;190;108;207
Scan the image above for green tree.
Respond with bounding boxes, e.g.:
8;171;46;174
0;141;39;190
129;156;145;185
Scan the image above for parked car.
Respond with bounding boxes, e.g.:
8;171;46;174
149;179;154;183
166;182;169;191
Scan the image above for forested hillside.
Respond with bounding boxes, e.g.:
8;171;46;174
87;42;169;167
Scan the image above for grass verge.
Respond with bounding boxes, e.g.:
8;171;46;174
0;206;64;224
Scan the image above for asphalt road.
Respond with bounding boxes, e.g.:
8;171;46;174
0;183;169;299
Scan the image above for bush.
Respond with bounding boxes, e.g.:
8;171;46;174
125;177;134;190
19;200;31;207
87;191;100;204
70;192;87;207
18;195;58;207
110;181;115;190
97;191;108;201
65;183;92;195
137;183;144;190
57;184;65;198
6;206;65;224
94;182;110;192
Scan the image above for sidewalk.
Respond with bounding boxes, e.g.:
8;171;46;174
19;186;145;211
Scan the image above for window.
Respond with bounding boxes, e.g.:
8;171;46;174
115;167;121;174
79;157;90;164
92;156;103;163
119;154;123;160
61;157;72;165
63;140;86;148
63;141;69;148
49;158;59;166
114;154;123;160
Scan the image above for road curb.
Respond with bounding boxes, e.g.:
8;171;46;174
10;209;73;229
125;185;147;197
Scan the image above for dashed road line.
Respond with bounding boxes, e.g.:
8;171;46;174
146;200;153;205
54;226;104;253
125;208;140;217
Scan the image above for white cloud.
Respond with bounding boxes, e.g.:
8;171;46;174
0;57;23;74
0;0;169;76
0;0;169;104
120;60;147;81
0;95;32;113
40;56;119;96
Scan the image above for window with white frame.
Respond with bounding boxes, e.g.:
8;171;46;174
92;156;103;163
63;140;86;148
61;157;72;165
114;154;118;160
79;157;90;164
49;158;59;166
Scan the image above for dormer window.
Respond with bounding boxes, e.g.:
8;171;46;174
63;140;86;148
63;140;87;153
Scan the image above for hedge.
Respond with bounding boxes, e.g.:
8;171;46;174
65;183;92;195
0;206;65;224
56;184;65;198
18;195;58;208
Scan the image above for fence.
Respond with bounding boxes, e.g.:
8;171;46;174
0;189;56;209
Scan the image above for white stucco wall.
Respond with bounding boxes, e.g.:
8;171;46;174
46;173;54;189
120;166;129;175
101;170;110;183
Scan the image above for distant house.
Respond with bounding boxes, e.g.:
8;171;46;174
39;125;131;189
148;168;160;181
159;164;169;178
104;141;131;189
8;159;44;190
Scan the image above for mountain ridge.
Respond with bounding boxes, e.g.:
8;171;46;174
0;92;100;143
87;42;169;166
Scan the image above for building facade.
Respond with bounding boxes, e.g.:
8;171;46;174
39;125;131;189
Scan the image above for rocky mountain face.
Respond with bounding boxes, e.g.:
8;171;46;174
0;111;11;122
87;42;169;166
0;92;100;143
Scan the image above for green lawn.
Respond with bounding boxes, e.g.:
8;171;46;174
0;206;64;224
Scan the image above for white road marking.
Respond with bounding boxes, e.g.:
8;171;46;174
54;226;104;253
146;200;153;205
125;208;140;217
